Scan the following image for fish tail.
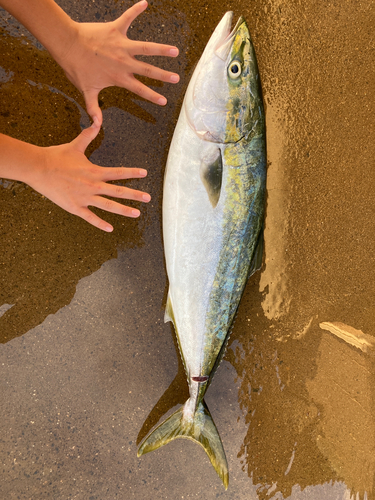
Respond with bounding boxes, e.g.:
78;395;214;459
137;400;228;489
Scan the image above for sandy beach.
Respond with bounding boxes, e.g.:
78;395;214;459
1;0;374;498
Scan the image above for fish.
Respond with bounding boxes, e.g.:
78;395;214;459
137;11;266;489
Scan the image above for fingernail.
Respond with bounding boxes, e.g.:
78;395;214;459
139;169;147;177
170;74;179;83
169;48;179;56
142;194;151;202
132;209;140;217
104;225;113;232
138;0;147;5
158;97;167;106
93;116;100;127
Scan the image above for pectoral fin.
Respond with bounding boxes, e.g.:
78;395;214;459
200;147;223;208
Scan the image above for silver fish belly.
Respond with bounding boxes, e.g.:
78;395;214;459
138;11;266;489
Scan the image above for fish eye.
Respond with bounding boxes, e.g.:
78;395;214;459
228;61;242;79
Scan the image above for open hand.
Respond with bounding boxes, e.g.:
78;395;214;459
32;121;150;232
59;0;180;124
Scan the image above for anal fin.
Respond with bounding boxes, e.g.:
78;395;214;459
164;290;174;324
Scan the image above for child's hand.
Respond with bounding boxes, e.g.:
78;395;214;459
32;121;150;232
59;0;180;124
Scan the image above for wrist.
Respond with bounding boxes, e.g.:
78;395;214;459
47;18;80;71
0;134;46;188
22;145;48;191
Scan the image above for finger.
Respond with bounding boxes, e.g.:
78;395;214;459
124;75;168;105
71;121;101;153
132;61;180;84
77;207;114;232
117;0;148;35
99;183;151;203
83;88;103;126
128;40;179;58
92;196;141;218
100;167;148;182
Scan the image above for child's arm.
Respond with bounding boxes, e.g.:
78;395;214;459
0;123;150;232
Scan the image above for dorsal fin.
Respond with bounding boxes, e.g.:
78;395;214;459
248;226;264;278
199;147;223;208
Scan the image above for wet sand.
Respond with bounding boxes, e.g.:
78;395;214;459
1;0;375;498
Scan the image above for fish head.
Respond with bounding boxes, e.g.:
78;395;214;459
184;12;262;144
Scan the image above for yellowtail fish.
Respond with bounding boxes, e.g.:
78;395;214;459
138;11;266;489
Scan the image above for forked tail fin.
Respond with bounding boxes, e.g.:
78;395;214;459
137;400;229;489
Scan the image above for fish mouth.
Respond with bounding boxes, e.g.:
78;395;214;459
215;13;246;61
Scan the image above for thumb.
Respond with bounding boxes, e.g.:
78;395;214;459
71;120;101;153
83;88;103;127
